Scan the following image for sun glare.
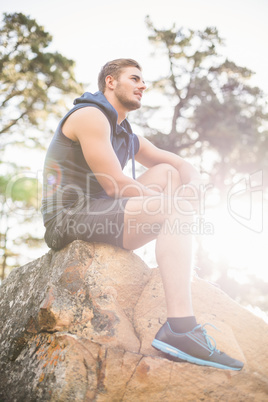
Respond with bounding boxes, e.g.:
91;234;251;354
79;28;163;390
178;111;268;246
202;200;268;283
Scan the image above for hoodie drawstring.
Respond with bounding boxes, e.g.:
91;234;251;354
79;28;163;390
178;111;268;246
131;135;136;180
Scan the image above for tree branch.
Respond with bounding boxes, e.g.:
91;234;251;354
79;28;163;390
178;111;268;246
0;110;28;135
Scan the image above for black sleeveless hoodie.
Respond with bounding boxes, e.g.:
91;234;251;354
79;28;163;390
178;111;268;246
41;91;139;225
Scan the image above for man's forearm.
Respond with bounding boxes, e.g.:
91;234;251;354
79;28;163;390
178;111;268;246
175;159;203;185
107;175;162;198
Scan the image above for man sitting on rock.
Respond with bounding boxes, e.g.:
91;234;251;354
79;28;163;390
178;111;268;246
41;58;243;371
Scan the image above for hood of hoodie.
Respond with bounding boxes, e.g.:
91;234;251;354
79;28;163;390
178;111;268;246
73;91;121;132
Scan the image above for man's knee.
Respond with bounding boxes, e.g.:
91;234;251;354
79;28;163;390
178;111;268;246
154;163;179;177
151;163;182;191
154;163;183;198
125;196;194;220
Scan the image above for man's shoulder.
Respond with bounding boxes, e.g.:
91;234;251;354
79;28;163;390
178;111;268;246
73;91;117;126
62;106;110;143
71;105;108;120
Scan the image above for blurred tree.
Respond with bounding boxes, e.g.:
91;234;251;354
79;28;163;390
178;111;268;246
133;18;268;320
0;12;84;280
137;17;268;190
0;12;84;148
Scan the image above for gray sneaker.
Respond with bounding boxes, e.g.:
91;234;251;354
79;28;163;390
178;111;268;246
152;322;244;370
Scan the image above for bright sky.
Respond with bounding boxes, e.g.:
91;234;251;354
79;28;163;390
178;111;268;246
1;0;268;93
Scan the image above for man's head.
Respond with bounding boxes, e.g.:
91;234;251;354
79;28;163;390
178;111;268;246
98;58;146;115
98;58;142;93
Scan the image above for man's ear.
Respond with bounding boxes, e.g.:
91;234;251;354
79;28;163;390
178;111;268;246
105;75;116;90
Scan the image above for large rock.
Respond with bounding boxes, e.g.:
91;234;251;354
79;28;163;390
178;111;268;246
0;240;267;401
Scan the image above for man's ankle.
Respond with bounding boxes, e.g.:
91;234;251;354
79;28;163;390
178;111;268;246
167;316;197;333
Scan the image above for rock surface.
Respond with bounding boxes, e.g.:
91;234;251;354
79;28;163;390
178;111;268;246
0;240;267;401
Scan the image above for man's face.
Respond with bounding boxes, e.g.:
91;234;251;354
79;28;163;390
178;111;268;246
113;67;147;111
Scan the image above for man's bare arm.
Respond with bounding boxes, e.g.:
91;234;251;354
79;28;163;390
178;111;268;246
136;136;202;185
62;107;161;198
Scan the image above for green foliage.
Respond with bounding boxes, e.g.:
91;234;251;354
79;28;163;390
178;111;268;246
8;177;40;208
0;165;43;281
0;12;84;145
141;17;268;188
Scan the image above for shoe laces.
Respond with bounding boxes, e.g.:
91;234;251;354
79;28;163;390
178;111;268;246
194;323;220;356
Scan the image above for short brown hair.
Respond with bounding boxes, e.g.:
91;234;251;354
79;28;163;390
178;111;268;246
98;58;142;92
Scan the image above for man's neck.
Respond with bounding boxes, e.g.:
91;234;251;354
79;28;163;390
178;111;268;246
103;92;127;124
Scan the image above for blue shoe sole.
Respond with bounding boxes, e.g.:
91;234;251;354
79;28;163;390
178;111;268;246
152;339;242;371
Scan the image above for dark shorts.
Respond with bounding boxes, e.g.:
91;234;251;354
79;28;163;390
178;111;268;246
44;197;129;250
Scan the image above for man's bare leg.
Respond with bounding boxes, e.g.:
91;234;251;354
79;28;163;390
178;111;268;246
123;163;195;317
122;164;244;370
